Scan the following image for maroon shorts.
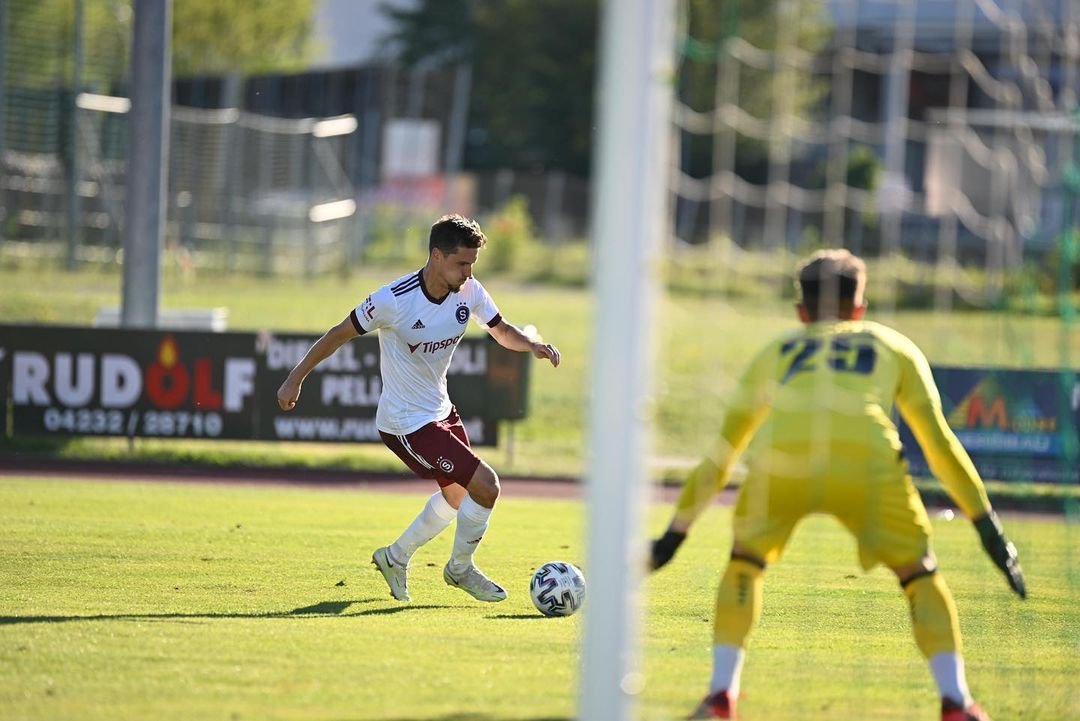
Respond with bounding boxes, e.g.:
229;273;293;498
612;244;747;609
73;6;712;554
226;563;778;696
379;408;481;487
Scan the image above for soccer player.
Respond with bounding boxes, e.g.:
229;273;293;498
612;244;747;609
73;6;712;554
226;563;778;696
649;249;1026;721
277;214;560;603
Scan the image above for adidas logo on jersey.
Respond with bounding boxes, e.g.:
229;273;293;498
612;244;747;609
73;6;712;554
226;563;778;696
411;319;426;329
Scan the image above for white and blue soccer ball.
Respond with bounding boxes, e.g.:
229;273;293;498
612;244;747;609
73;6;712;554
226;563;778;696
529;561;586;617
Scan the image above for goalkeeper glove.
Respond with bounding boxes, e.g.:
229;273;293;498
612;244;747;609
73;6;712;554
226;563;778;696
651;529;687;571
973;511;1027;599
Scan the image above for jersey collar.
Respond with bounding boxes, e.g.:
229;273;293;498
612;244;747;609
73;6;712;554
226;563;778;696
418;269;450;305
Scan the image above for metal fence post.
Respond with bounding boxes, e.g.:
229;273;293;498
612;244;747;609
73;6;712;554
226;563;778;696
121;0;172;328
64;0;85;270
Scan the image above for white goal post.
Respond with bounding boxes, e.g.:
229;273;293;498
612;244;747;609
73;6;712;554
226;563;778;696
580;1;675;720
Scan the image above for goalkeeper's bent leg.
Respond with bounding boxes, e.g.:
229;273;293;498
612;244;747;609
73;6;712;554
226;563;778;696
709;554;764;697
902;571;974;706
713;555;765;647
902;571;961;658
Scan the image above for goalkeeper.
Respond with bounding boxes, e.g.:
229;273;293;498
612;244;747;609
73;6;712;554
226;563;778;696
650;249;1025;721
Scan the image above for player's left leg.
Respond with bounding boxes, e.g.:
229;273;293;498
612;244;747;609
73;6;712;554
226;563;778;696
849;470;991;721
893;559;991;721
689;546;768;719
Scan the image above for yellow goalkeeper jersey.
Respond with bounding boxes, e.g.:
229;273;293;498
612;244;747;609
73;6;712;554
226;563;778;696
674;320;991;527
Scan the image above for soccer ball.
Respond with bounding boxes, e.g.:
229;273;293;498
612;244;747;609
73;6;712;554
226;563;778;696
529;561;586;617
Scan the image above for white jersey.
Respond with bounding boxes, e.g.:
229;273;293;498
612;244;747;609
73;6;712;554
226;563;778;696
350;270;502;435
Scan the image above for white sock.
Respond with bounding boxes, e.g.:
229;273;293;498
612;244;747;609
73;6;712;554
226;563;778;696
389;491;457;565
710;644;745;697
929;651;972;706
449;495;492;572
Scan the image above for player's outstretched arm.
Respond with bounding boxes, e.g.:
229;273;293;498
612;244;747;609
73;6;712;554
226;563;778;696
973;511;1027;599
488;321;560;367
276;317;358;411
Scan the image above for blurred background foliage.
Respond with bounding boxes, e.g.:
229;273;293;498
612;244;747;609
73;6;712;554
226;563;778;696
7;0;317;88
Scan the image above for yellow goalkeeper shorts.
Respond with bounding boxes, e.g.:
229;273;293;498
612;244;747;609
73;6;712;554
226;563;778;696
732;456;932;571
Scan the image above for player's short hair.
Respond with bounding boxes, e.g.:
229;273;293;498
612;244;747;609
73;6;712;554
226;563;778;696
429;214;487;254
796;249;867;319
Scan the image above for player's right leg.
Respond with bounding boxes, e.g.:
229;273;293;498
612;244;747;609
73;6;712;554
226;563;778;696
892;558;992;721
842;469;991;721
444;459;507;602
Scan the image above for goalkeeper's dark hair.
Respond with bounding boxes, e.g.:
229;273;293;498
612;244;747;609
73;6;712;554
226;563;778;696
429;214;487;254
795;249;867;320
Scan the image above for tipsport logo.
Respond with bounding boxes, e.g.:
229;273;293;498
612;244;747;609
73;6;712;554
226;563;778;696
407;332;466;355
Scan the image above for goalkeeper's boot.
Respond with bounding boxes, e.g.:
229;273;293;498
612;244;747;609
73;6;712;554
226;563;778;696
941;698;993;721
443;562;507;602
687;690;735;719
371;546;410;602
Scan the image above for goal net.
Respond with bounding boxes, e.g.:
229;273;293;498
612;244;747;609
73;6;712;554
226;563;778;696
663;0;1078;485
643;0;1079;717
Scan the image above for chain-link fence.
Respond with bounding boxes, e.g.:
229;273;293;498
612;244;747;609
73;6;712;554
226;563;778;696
0;1;592;275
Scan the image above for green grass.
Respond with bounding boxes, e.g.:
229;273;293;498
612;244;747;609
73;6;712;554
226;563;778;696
0;476;1077;720
0;261;1077;483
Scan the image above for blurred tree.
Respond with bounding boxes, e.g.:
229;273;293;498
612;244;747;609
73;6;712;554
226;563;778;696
380;0;598;175
172;0;316;77
6;0;316;90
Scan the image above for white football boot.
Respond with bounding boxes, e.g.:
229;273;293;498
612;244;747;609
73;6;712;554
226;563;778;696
443;562;507;602
371;546;410;602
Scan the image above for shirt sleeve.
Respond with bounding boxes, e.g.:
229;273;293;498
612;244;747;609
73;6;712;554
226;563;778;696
673;344;777;527
351;285;397;335
468;279;502;328
893;336;992;519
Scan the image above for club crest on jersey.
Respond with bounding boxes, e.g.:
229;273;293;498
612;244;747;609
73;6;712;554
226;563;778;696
437;457;454;473
456;303;469;324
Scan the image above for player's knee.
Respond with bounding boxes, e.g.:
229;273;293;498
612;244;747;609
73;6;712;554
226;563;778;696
892;554;937;588
441;483;467;510
467;462;500;507
730;543;767;570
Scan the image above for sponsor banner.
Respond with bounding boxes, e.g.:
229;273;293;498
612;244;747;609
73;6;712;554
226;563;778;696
254;332;528;446
0;325;529;447
0;324;258;439
899;366;1080;484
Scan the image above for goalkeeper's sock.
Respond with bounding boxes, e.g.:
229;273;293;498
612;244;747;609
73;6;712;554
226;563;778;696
712;558;764;648
929;651;973;708
709;644;745;697
448;495;492;572
390;491;458;564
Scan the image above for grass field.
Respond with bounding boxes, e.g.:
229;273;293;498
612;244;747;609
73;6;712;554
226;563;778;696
1;476;1077;721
